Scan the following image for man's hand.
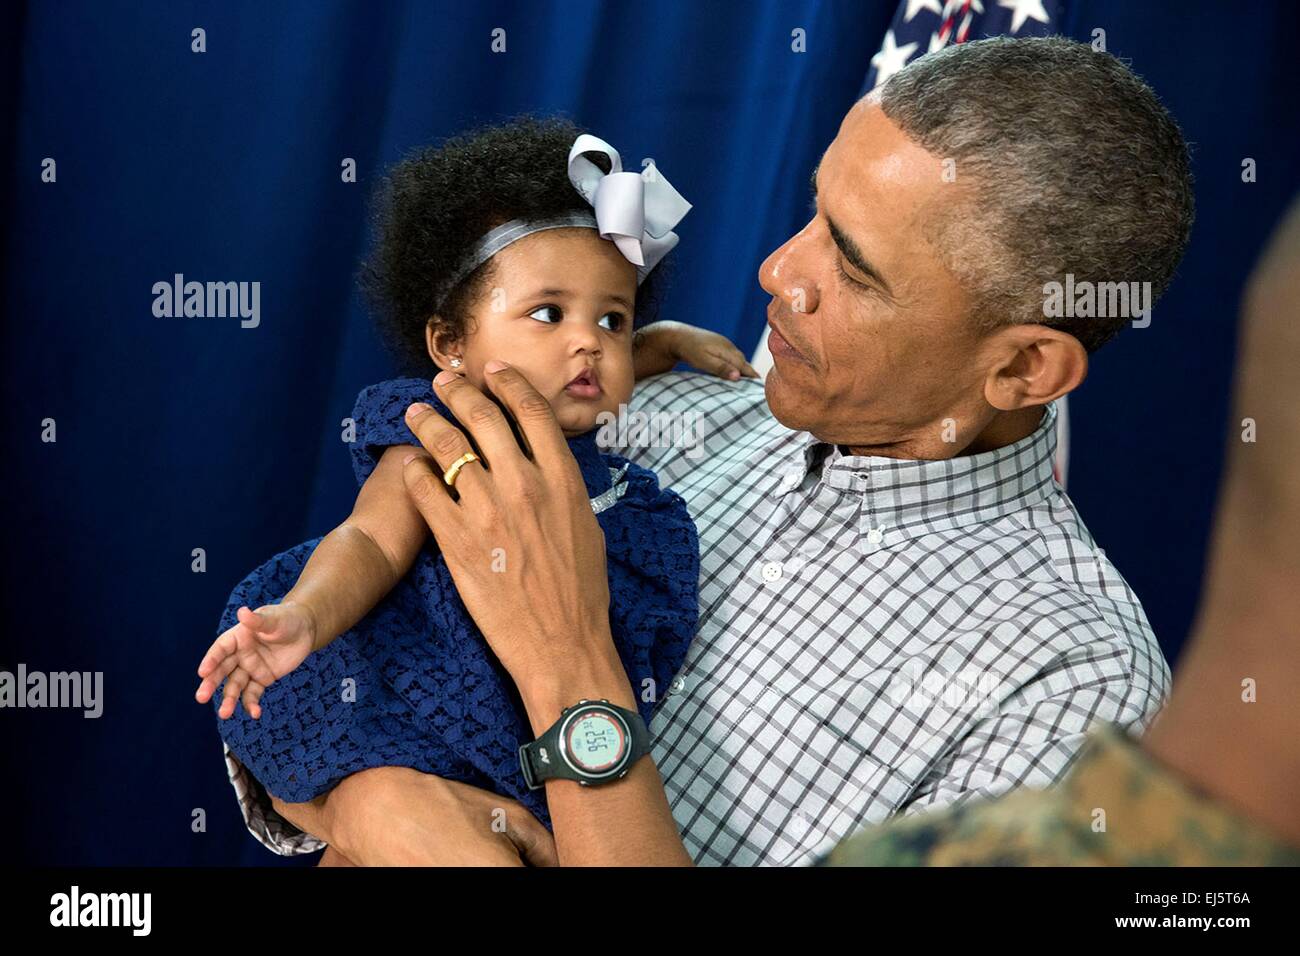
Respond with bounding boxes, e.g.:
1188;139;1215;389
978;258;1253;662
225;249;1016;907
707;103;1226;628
273;766;557;866
400;362;630;725
396;363;693;866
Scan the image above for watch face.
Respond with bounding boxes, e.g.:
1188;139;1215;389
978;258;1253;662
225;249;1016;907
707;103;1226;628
563;709;628;775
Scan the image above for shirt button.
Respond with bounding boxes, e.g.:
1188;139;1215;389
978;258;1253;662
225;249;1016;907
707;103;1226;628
761;561;783;582
669;676;686;696
866;528;884;545
780;472;800;492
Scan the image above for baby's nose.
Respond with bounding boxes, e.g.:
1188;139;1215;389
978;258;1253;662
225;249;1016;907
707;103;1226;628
568;326;603;354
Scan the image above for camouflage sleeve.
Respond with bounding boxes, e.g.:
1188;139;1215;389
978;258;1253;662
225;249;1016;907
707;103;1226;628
818;724;1300;866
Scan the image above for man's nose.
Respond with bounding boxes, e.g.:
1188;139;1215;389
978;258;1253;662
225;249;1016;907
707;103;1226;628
758;220;821;315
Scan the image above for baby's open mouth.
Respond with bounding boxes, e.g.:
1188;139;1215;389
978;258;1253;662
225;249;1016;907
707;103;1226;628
563;367;602;399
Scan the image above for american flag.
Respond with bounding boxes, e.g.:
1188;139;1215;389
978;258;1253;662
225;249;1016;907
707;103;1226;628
865;0;1065;92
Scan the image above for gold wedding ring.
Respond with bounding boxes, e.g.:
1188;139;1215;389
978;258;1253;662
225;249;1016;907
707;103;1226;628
442;451;482;488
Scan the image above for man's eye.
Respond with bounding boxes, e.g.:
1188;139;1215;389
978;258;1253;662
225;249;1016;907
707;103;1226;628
836;259;867;289
528;305;562;324
599;312;626;332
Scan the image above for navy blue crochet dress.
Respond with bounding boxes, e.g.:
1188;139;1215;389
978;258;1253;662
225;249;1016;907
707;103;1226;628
214;377;699;828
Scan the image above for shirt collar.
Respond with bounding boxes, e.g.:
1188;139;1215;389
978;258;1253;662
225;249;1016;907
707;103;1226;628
778;403;1060;538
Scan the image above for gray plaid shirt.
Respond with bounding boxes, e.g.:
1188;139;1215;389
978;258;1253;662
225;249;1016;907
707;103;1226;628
223;372;1170;865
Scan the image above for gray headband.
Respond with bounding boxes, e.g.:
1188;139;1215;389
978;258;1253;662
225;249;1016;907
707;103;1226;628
433;212;600;310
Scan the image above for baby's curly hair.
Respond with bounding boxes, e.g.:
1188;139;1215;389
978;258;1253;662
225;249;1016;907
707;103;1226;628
360;115;668;375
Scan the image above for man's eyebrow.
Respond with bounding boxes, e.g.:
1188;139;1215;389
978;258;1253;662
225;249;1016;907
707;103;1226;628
826;216;893;296
809;163;893;296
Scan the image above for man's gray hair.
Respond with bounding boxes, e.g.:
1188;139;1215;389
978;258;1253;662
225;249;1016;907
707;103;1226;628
879;36;1194;352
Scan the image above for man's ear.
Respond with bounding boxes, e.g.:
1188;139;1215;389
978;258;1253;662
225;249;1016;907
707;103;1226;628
425;321;463;372
982;324;1088;411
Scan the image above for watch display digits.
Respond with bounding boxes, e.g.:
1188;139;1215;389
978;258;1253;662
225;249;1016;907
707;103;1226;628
519;699;651;789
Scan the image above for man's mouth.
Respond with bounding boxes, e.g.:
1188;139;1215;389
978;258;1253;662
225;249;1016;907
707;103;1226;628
563;367;603;399
767;319;809;366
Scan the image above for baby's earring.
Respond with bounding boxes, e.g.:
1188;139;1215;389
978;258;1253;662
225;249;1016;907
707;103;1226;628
449;357;463;369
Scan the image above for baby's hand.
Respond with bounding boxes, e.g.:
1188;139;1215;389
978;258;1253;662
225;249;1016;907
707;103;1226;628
634;321;760;381
668;324;760;381
194;603;318;720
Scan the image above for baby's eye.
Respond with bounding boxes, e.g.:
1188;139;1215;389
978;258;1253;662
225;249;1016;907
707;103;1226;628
599;312;626;332
528;305;563;324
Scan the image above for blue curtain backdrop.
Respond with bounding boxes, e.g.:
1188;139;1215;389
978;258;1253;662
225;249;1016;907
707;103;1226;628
2;1;1296;865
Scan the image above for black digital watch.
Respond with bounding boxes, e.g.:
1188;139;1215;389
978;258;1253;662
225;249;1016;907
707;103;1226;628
519;699;651;789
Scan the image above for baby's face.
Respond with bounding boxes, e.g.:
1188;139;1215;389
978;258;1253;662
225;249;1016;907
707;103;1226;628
433;228;638;436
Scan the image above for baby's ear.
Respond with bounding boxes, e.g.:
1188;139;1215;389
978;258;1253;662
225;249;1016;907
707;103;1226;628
425;320;462;371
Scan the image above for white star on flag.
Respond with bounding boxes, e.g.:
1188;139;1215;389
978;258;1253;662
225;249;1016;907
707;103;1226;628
871;29;920;87
997;0;1050;33
904;0;943;20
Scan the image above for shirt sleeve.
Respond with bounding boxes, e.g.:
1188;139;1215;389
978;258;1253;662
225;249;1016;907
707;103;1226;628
223;744;327;856
899;677;1136;815
348;377;436;485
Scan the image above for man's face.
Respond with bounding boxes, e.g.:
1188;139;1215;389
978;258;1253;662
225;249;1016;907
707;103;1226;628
759;98;994;456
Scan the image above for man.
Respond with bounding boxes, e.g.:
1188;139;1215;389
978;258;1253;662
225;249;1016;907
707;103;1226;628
224;36;1194;865
823;196;1300;866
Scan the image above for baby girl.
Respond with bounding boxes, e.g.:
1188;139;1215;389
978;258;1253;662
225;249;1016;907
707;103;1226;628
193;117;755;829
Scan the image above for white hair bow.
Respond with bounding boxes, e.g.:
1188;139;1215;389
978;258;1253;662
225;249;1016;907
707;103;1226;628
567;134;691;281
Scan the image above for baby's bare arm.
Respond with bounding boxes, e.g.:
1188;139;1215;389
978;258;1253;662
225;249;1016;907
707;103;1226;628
285;444;429;651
